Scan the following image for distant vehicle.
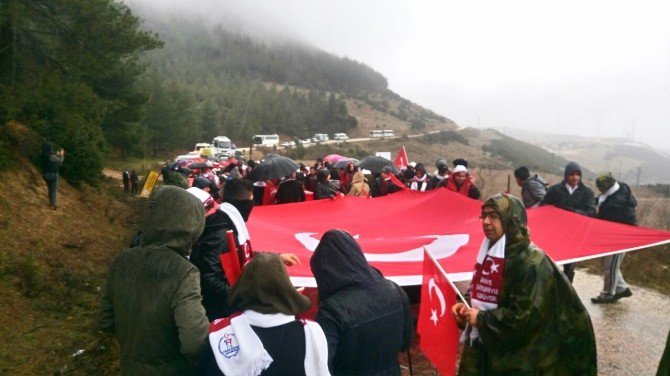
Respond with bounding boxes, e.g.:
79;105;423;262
312;133;329;142
195;143;211;151
176;151;202;161
298;139;311;145
383;130;395;138
280;141;296;148
369;130;383;138
211;136;235;157
333;133;349;141
253;134;280;147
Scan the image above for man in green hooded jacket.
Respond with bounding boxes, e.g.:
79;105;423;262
452;193;597;375
98;185;209;375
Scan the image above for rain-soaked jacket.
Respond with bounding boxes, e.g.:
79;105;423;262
459;194;597;376
311;230;413;376
98;185;209;375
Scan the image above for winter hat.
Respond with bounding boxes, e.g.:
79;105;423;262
564;161;582;179
596;173;616;192
381;166;393;174
436;159;448;168
453;158;469;168
408;162;417;168
415;163;426;173
453;165;468;174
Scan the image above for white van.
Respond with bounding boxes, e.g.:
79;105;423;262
211;136;235;157
369;130;383;138
333;133;349;141
383;130;395;138
312;133;329;142
253;134;280;147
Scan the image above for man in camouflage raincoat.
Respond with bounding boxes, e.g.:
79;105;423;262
452;193;597;375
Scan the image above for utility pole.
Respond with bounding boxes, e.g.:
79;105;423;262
636;167;641;186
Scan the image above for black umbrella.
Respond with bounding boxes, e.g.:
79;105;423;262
249;156;300;181
333;158;360;169
187;162;210;170
262;153;281;160
359;156;399;174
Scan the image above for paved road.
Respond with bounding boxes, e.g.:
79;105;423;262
573;270;669;375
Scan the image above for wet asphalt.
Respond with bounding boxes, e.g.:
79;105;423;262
573;270;669;375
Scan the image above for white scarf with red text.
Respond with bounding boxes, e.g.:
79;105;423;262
463;234;506;343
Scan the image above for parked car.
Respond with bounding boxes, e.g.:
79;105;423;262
312;133;329;142
333;133;349;141
280;141;296;148
298;139;311;145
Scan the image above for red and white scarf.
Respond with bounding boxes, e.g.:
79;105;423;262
409;174;429;192
463;234;506;343
208;310;330;376
219;203;253;265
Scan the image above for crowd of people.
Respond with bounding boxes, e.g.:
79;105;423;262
96;153;669;375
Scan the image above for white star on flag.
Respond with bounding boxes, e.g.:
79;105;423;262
430;308;439;326
490;260;499;274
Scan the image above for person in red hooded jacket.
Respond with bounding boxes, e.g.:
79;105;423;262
444;165;481;199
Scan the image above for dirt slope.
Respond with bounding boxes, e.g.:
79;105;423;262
0;156;141;374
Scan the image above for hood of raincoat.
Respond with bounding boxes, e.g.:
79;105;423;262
227;253;311;315
563;161;582;181
310;229;384;300
140;185;205;257
483;193;530;248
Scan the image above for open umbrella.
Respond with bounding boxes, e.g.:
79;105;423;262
249;156;300;181
359;156;399;174
323;154;345;164
187;162;210;170
262;153;281;160
333;158;360;169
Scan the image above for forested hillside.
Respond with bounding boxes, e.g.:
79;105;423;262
0;1;453;184
132;7;392;154
0;0;160;185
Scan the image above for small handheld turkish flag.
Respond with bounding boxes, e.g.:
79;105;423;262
394;145;408;169
417;248;460;375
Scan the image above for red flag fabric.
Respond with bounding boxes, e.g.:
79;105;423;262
417;249;459;375
246;189;670;286
219;230;243;286
394;146;409;169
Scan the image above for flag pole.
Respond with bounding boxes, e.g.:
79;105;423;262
423;247;470;309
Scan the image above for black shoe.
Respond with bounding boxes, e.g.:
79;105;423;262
614;288;632;300
591;294;617;304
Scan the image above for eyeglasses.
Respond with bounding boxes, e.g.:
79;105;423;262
479;211;500;221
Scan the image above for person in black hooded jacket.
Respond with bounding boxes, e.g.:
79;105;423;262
310;229;413;376
540;161;596;282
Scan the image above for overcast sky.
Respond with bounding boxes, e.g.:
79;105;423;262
130;0;670;150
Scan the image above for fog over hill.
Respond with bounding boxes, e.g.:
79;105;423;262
499;128;670;184
125;0;670;151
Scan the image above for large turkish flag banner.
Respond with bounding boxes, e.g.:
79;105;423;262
417;249;460;375
246;189;670;286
